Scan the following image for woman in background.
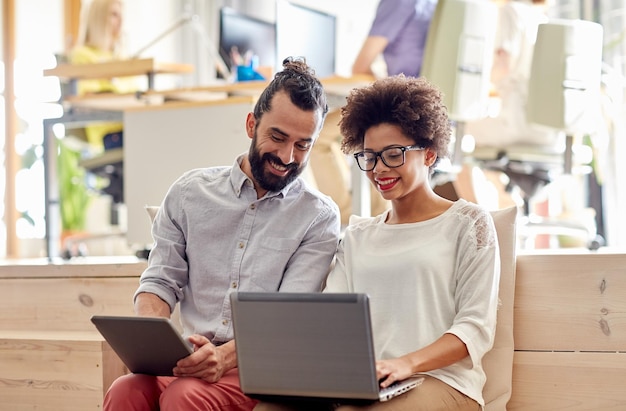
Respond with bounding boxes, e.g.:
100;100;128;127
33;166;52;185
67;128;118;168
70;0;134;151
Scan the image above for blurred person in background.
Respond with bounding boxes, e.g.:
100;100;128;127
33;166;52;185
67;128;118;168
70;0;135;151
352;0;438;78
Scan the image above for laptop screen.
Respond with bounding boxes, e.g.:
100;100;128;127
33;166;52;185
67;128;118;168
230;292;382;400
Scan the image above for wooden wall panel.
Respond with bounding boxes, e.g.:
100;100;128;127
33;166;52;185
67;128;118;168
514;253;626;351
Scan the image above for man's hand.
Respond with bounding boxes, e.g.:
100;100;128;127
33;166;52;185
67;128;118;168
173;335;232;383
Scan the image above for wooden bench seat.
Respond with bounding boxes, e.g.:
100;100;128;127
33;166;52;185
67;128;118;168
0;257;146;411
1;252;625;410
509;251;626;411
511;351;626;410
0;330;126;411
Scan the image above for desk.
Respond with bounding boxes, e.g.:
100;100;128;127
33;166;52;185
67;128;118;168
44;58;194;95
42;59;194;258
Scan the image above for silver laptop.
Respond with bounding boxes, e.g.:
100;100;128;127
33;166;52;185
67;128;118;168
230;292;423;403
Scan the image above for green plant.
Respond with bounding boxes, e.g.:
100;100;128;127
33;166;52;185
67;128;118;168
58;139;92;231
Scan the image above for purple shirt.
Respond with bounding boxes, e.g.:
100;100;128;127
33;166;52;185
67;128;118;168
369;0;437;77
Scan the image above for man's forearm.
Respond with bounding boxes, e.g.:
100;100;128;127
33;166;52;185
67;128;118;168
134;292;171;318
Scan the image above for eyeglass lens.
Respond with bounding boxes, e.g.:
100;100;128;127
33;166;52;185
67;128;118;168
357;147;406;171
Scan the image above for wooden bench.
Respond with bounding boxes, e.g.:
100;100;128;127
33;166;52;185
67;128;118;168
1;252;625;410
509;251;626;410
0;257;146;411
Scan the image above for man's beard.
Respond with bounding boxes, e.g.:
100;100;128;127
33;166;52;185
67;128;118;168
248;134;305;192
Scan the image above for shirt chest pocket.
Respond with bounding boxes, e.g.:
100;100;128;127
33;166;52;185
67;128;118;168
247;237;301;290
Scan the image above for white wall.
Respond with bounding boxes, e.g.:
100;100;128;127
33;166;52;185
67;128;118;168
9;0;66;258
123;0;189;89
17;1;64;59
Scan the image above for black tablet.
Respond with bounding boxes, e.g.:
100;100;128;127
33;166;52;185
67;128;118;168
91;315;193;376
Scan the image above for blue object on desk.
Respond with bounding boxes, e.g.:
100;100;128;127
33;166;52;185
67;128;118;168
236;65;265;82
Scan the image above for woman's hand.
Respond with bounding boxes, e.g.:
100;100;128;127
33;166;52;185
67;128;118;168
376;333;470;388
375;357;414;388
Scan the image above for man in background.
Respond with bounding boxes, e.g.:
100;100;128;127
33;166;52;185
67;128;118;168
352;0;438;78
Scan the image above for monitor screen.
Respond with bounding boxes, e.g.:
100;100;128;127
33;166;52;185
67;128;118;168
276;0;336;78
219;7;276;71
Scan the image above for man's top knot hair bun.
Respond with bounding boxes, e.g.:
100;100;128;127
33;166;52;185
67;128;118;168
252;55;328;120
282;56;315;76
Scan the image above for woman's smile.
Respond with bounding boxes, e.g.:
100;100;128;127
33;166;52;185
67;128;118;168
375;177;399;191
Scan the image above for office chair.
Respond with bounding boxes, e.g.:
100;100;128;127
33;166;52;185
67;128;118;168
421;0;498;167
469;19;605;249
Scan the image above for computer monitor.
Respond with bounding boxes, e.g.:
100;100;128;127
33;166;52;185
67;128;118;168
276;0;336;78
219;7;276;71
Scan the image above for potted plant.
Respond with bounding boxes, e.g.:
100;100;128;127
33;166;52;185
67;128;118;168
58;138;92;239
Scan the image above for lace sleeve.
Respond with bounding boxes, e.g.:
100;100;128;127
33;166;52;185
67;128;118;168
457;204;497;251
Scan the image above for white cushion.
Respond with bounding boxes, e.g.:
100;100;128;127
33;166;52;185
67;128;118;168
483;206;518;410
145;205;159;223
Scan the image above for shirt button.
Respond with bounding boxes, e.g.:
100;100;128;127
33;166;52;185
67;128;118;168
250;204;256;210
231;281;238;288
238;242;244;249
222;319;228;326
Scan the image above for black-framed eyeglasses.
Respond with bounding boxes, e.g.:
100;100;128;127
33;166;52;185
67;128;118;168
353;145;425;171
